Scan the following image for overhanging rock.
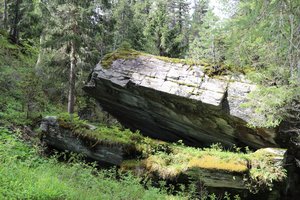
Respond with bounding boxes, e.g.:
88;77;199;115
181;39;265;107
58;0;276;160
83;53;278;148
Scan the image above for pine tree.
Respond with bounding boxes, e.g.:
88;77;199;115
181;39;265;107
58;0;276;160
188;9;224;63
112;0;135;49
166;0;190;57
8;0;21;43
1;0;8;29
224;0;300;127
144;0;169;56
43;0;101;114
131;0;151;51
0;0;42;43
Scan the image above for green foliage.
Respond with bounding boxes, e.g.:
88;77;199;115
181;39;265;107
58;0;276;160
188;9;225;63
246;149;287;193
224;0;300;127
112;0;143;50
0;33;47;125
0;127;180;199
242;85;298;127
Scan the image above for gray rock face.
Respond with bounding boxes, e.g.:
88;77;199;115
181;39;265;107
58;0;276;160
40;116;124;165
84;55;278;148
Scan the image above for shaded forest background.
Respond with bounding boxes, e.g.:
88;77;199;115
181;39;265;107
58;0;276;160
0;0;299;128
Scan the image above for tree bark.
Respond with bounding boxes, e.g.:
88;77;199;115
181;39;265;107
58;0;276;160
10;0;21;44
3;0;7;29
157;32;164;56
35;32;45;70
288;14;294;78
297;60;300;85
68;41;76;114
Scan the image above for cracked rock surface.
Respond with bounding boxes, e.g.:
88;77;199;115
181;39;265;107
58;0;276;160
84;55;278;148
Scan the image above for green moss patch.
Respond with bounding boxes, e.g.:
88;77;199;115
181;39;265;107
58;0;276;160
56;113;171;155
144;145;249;180
101;48;144;68
57;113;143;146
143;144;286;191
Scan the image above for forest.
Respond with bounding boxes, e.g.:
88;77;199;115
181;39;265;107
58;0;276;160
0;0;299;199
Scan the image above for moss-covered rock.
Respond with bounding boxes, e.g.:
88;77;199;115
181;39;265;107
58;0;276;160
40;116;286;195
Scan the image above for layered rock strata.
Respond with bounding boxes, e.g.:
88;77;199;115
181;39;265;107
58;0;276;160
84;54;277;148
40;116;126;165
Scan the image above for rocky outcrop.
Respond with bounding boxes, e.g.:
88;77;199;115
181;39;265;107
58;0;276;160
40;116;126;165
40;116;287;198
83;52;277;148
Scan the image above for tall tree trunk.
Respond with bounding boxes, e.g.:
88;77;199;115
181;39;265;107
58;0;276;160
212;34;216;63
297;60;300;86
179;3;182;32
288;14;294;79
35;32;45;70
10;0;21;44
157;33;164;56
3;0;7;29
68;41;76;114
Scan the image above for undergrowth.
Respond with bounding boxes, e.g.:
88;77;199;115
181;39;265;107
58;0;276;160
0;127;182;200
0;33;58;126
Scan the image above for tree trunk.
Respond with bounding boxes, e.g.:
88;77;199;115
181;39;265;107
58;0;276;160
297;60;300;86
35;32;45;70
179;2;182;32
10;0;21;44
212;34;216;63
157;33;164;56
288;14;294;78
68;41;76;114
3;0;7;29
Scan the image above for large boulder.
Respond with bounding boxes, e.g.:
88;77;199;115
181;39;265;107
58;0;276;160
83;51;277;148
